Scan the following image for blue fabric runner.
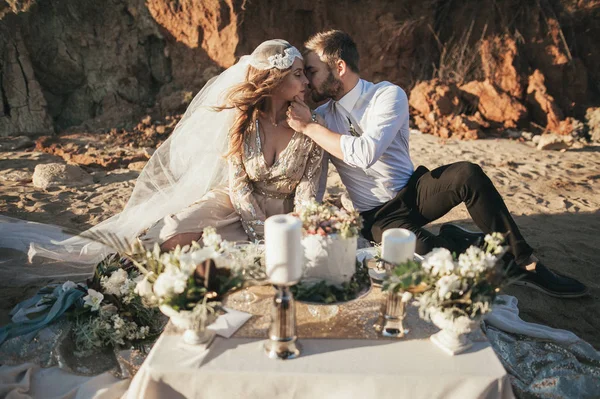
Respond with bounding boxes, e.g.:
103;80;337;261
0;285;85;344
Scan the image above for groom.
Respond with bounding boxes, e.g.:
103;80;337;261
286;29;587;298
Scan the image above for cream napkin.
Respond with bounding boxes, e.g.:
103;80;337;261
207;307;252;338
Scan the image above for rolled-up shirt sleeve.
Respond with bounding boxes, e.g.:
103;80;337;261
340;86;408;169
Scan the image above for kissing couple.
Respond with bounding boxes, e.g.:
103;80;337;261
9;30;587;298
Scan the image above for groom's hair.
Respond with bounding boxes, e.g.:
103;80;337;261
304;30;360;74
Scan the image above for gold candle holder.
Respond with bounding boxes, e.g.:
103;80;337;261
264;285;301;359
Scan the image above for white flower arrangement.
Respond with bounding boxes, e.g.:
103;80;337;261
134;246;219;310
99;268;140;304
418;233;509;321
129;227;265;324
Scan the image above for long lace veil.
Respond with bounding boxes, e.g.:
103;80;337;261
0;39;303;286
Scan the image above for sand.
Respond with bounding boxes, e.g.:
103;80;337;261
1;133;599;348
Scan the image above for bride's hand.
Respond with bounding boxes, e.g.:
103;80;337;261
286;96;312;133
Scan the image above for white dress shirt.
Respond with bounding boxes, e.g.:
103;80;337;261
315;79;414;212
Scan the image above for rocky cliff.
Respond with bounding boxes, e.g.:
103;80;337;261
1;0;599;138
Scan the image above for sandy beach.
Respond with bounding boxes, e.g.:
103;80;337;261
1;132;599;348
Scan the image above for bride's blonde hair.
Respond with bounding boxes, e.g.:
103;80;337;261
220;65;292;159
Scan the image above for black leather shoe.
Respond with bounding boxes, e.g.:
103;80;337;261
438;223;485;254
511;262;588;298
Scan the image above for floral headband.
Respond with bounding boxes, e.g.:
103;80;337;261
267;47;303;70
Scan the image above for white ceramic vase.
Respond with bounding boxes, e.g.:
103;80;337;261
159;305;217;346
429;308;482;355
301;234;357;286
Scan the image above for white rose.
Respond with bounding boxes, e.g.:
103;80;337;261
437;274;462;299
152;274;171;299
101;269;129;296
110;269;128;284
422;248;456;276
153;269;188;299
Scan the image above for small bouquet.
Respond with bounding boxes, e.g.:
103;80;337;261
70;260;161;352
0;270;160;354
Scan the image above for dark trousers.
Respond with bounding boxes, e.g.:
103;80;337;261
360;162;533;266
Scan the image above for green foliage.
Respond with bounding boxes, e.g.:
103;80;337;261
291;260;370;303
381;260;427;294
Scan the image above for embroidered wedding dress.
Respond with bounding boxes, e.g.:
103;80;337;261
139;120;322;245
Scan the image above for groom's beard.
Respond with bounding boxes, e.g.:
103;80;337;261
311;71;344;103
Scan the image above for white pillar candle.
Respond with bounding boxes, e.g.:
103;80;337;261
381;228;416;265
265;215;304;285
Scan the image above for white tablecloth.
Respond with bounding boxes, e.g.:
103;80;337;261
127;335;513;399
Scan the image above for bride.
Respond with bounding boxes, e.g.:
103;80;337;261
140;39;323;250
0;39;323;283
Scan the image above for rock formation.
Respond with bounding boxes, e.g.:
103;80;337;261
0;0;598;139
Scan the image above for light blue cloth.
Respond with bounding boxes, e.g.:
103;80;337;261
0;285;85;344
484;295;600;398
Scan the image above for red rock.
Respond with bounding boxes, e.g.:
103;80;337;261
141;115;152;126
460;80;527;128
449;115;483;140
35;133;149;169
526;70;564;131
480;35;524;99
146;0;239;67
437;126;451;139
409;80;462;119
413;115;431;133
2;1;599;138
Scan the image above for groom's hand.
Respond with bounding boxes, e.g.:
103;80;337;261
287;96;312;133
